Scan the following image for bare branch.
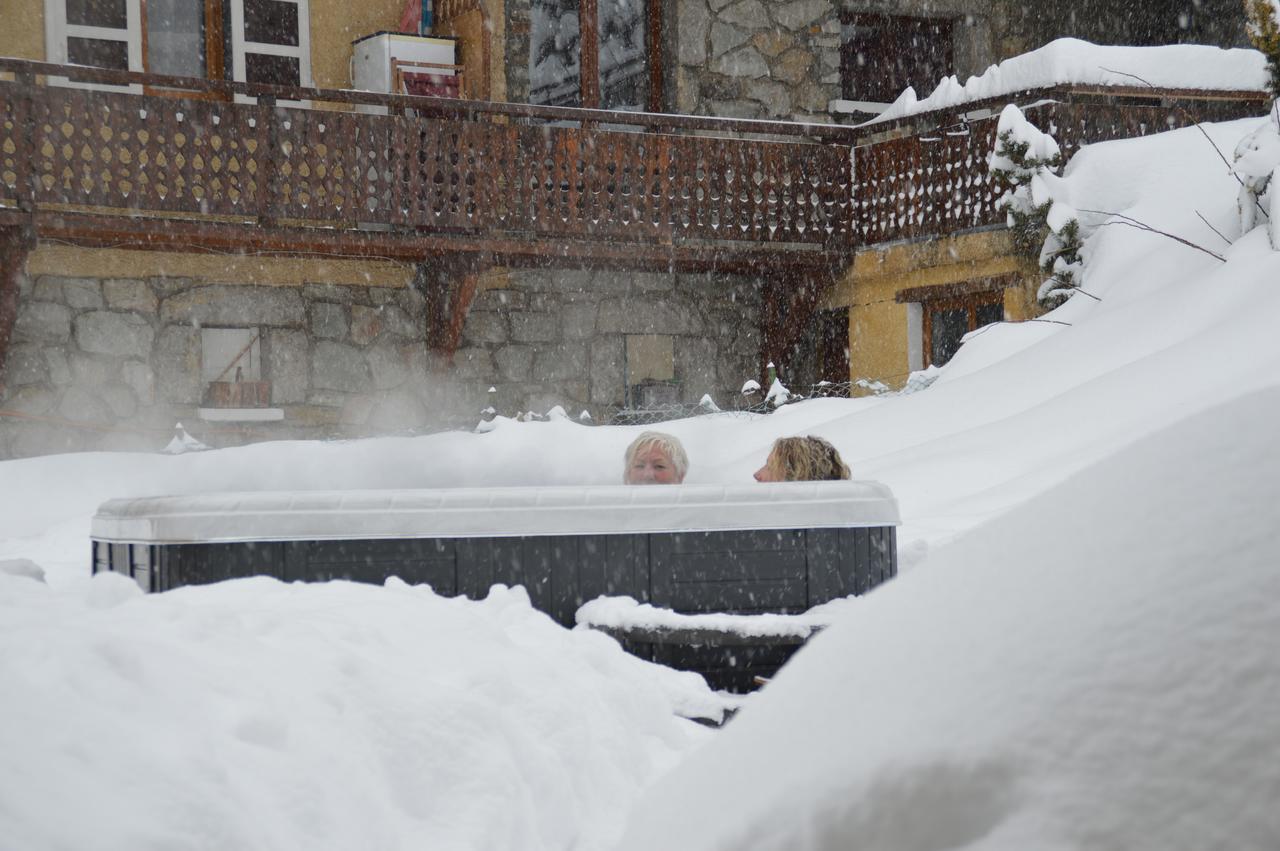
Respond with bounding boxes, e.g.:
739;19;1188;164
1195;210;1234;246
1079;208;1226;262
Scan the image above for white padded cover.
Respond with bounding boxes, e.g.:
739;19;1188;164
91;481;900;544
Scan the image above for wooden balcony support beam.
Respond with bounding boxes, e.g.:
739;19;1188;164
0;223;35;396
422;255;491;362
759;263;841;385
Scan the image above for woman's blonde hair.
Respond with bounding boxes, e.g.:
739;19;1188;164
623;431;689;482
766;436;850;481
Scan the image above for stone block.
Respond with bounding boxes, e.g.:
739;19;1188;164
3;344;48;386
471;289;527;311
71;354;118;386
33;276;104;310
368;287;400;306
350;304;418;344
711;99;763;119
121;360;155;403
494;344;534;382
752;30;796;57
747;79;793;117
595;297;704;335
310;302;349;340
367;392;430;433
266;329;310;404
676;67;701;113
75;311;155;358
4;385;55;415
712;46;769;79
103;279;158;314
302;283;365;304
561;302;598;340
510;311;559;343
771;48;815;84
44;348;72;385
709;0;735;10
772;0;830;30
154;326;203;404
13;301;71;344
58;386;114;424
677;0;711;65
396;286;427;317
312;341;371;392
340;394;377;425
366;343;413;390
452;347;495;380
148;276;195;298
711;22;750;58
718;0;768;29
794;81;832;112
462;310;508;345
99;383;138;418
589;336;625;404
160;285;306;327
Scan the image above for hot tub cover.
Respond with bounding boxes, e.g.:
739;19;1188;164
92;481;900;544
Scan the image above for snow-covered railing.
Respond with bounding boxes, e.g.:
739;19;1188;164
851;87;1269;246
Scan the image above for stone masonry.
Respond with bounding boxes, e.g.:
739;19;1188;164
0;274;454;458
461;267;762;420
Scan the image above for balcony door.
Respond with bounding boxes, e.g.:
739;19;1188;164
45;0;311;87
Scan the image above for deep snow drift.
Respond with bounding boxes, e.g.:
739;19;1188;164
2;113;1280;848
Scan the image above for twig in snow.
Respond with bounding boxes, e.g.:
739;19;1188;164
1079;208;1227;262
1195;210;1234;246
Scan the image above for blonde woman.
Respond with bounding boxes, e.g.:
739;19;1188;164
623;431;689;484
753;436;850;482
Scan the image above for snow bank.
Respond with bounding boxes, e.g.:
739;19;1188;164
616;384;1280;851
860;38;1268;124
0;575;722;851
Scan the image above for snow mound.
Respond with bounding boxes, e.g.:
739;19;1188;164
616;384;1280;851
0;578;723;851
865;38;1268;125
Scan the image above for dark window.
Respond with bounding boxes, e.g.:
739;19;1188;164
244;52;300;85
840;13;954;104
67;35;130;69
816;308;850;385
923;290;1005;368
598;0;647;110
530;0;651;110
66;0;127;28
243;0;300;46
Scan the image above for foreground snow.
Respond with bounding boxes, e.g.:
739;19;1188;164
0;575;721;850
2;113;1280;848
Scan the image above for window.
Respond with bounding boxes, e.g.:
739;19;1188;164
922;291;1003;368
45;0;310;87
840;12;953;105
200;327;272;407
529;0;654;110
625;334;676;407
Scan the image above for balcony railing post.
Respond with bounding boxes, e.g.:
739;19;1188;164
258;94;279;227
12;71;37;214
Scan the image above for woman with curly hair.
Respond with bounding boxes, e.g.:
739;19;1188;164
753;436;850;482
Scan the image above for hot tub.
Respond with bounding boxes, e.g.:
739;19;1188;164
92;482;899;687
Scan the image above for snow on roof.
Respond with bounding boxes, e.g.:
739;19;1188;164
855;38;1269;126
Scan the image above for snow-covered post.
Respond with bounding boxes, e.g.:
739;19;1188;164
988;104;1083;307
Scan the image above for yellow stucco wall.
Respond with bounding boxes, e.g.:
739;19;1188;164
823;230;1041;388
308;0;405;90
27;245;416;288
1;1;46;61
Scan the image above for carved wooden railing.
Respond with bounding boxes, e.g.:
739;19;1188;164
850;87;1267;246
0;58;858;272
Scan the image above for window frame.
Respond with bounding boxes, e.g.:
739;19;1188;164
43;0;310;90
921;290;1004;369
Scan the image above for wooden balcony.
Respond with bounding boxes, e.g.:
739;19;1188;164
0;58;860;277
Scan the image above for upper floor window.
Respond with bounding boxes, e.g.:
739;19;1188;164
840;12;953;105
529;0;651;111
45;0;311;86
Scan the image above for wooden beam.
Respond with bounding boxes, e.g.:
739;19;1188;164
759;264;840;384
423;255;490;361
647;0;664;113
579;0;600;110
5;210;842;277
0;225;34;396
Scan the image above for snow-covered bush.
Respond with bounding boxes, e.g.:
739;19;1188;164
1237;0;1280;248
989;105;1084;307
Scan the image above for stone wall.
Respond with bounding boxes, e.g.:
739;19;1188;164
460;268;762;418
0;274;457;458
674;0;842;120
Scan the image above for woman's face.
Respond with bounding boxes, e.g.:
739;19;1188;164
627;444;682;484
753;449;782;482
